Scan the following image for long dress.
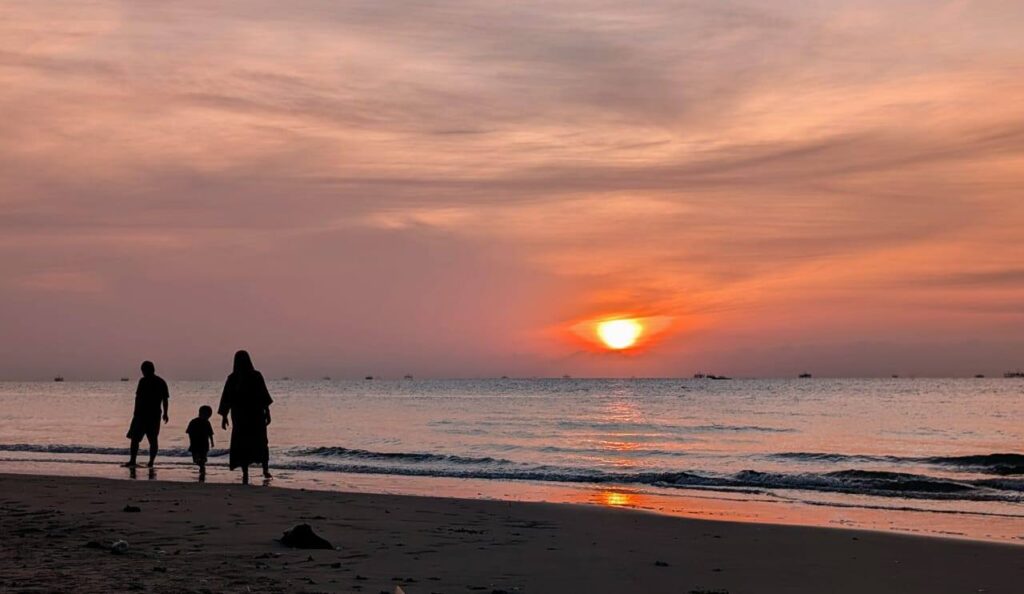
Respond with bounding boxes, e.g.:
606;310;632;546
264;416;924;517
217;370;273;469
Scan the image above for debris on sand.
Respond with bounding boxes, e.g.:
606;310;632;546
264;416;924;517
111;540;129;555
123;505;142;513
279;524;334;550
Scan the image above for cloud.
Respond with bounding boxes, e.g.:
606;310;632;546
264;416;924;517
908;269;1024;290
1;0;1023;377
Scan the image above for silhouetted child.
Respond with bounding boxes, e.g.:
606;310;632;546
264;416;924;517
186;405;215;478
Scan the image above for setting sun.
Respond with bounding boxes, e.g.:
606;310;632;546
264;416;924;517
596;319;643;350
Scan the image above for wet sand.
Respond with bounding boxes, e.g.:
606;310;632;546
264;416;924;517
1;473;1022;593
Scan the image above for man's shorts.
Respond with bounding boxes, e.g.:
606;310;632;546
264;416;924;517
126;416;160;442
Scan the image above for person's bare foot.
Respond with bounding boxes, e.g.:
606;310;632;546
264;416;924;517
122;461;137;468
263;471;272;479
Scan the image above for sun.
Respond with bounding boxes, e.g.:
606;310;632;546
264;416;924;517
596;319;643;350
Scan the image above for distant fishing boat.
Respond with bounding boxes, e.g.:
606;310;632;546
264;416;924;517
120;377;129;382
799;373;812;379
53;376;64;382
321;376;331;381
1005;371;1024;378
365;375;375;380
403;374;413;380
693;373;706;379
974;374;985;378
708;374;731;380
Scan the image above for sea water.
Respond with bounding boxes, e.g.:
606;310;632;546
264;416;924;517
1;378;1021;542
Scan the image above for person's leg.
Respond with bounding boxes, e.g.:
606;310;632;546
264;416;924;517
262;459;271;478
198;462;206;479
127;439;140;466
241;464;249;484
147;434;158;467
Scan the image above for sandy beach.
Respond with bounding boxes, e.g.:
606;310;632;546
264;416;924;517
2;473;1021;593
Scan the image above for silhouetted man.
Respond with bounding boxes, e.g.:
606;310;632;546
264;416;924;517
124;360;169;467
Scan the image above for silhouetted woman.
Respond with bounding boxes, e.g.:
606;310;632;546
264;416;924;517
218;350;273;484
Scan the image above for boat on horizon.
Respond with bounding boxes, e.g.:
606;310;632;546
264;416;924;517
1004;371;1024;378
694;373;730;380
799;373;812;378
119;377;129;382
53;376;64;382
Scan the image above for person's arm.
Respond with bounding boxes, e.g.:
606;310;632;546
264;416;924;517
162;382;170;423
217;377;231;430
257;372;272;426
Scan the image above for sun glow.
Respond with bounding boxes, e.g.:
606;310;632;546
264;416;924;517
600;491;635;507
596;319;643;350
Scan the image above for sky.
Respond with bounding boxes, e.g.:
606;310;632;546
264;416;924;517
2;0;1024;379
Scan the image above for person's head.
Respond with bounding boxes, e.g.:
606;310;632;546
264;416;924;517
140;360;155;377
198;405;213;420
233;350;254;374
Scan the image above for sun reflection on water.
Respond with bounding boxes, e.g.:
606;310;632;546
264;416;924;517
600;490;635;507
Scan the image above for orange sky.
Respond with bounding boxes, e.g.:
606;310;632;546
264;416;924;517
1;1;1023;378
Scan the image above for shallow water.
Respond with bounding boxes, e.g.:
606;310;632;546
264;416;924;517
1;378;1022;542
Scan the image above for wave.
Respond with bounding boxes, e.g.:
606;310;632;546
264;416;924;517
923;454;1024;476
257;462;1023;502
690;424;795;433
770;452;1024;476
290;446;511;466
733;470;974;495
0;443;229;458
3;443;1020;503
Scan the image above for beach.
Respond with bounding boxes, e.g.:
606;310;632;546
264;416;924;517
3;379;1023;543
3;473;1022;594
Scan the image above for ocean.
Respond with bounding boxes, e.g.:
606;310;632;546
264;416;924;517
1;378;1021;543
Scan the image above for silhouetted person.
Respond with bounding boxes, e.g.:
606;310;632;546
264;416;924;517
186;405;216;480
218;350;273;484
124;360;169;467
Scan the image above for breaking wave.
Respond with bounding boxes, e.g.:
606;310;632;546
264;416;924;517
2;443;1021;503
770;452;1024;476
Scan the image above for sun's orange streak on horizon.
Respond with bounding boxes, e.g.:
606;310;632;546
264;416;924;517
560;313;678;354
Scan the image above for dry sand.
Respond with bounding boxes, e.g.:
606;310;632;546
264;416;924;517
1;473;1021;593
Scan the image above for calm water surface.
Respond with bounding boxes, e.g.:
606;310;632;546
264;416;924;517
1;378;1021;542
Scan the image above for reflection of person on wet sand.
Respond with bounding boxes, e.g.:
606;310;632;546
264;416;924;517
124;360;169;468
217;350;273;484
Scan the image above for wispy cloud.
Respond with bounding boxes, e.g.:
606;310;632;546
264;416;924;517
1;0;1023;377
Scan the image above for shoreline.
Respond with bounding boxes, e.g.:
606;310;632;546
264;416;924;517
3;457;1024;545
3;473;1024;593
